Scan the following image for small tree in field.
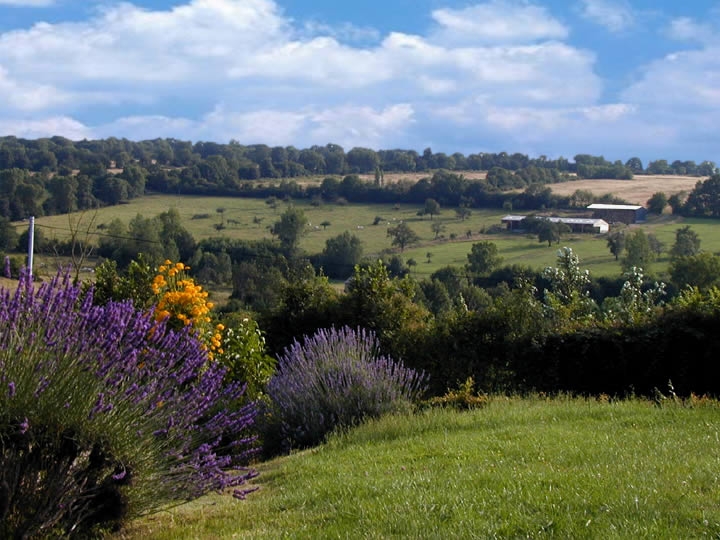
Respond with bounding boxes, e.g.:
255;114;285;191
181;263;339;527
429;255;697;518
466;241;503;277
423;198;441;220
647;192;667;214
671;225;701;258
606;230;626;260
622;229;655;272
387;222;419;252
538;220;570;247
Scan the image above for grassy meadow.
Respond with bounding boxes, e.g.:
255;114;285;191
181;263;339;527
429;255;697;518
19;192;720;284
117;396;720;539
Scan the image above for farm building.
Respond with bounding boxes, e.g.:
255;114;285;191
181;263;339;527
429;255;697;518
501;215;609;234
587;204;647;224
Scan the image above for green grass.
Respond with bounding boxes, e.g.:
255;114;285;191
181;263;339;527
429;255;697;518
18;194;720;281
116;396;720;539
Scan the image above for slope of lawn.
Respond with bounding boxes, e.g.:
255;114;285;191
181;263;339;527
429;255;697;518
117;396;720;539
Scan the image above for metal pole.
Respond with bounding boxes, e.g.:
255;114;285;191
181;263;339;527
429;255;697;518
27;216;34;278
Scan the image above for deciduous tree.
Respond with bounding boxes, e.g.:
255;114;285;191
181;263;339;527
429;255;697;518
466;241;503;277
387;222;419;252
271;206;308;253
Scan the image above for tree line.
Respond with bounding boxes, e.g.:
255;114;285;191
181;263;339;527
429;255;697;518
1;136;719;221
2;136;715;178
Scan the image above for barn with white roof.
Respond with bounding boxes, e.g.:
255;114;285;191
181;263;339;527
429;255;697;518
501;215;609;234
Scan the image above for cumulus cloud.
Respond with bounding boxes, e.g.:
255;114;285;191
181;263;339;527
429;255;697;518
430;1;568;45
622;48;720;110
623;15;720;112
301;20;381;44
0;0;667;159
578;0;634;32
0;116;92;140
607;14;720;160
95;103;416;151
0;0;54;6
0;67;72;111
667;17;716;44
0;1;600;109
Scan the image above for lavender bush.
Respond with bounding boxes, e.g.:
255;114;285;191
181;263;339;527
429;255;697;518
262;326;427;454
0;270;258;538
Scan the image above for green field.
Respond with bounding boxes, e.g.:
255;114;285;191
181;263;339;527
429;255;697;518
18;194;720;281
117;396;720;539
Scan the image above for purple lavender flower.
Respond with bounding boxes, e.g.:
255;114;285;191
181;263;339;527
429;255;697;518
0;268;258;536
265;326;427;452
3;256;10;279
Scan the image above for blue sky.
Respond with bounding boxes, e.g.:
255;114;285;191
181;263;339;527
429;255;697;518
1;0;719;164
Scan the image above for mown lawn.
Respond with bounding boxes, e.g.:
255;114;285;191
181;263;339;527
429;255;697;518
117;396;720;539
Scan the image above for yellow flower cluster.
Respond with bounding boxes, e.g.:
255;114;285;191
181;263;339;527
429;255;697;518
152;260;224;358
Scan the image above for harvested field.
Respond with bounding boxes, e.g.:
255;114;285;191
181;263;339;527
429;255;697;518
358;171;488;184
544;175;704;206
357;171;700;205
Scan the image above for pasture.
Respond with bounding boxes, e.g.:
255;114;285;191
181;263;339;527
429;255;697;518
117;396;720;539
16;174;720;283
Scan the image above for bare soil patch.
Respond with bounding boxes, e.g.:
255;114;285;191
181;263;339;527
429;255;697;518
545;175;703;206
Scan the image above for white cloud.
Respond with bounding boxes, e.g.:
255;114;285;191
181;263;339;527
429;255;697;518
301;20;381;44
0;116;92;139
609;15;720;160
667;17;715;44
92;103;415;151
430;1;568;45
0;0;54;6
307;104;415;148
0;0;289;83
0;0;600;107
623;47;720;110
622;16;720;113
200;107;309;146
1;0;665;159
0;66;73;110
578;0;634;32
436;101;634;133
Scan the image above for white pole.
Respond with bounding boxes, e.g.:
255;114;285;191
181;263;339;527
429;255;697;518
27;216;34;278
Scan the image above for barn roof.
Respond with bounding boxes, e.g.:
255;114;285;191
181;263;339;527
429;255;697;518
587;204;644;210
501;215;609;228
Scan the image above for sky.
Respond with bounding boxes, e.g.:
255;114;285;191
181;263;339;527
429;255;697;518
0;0;719;164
